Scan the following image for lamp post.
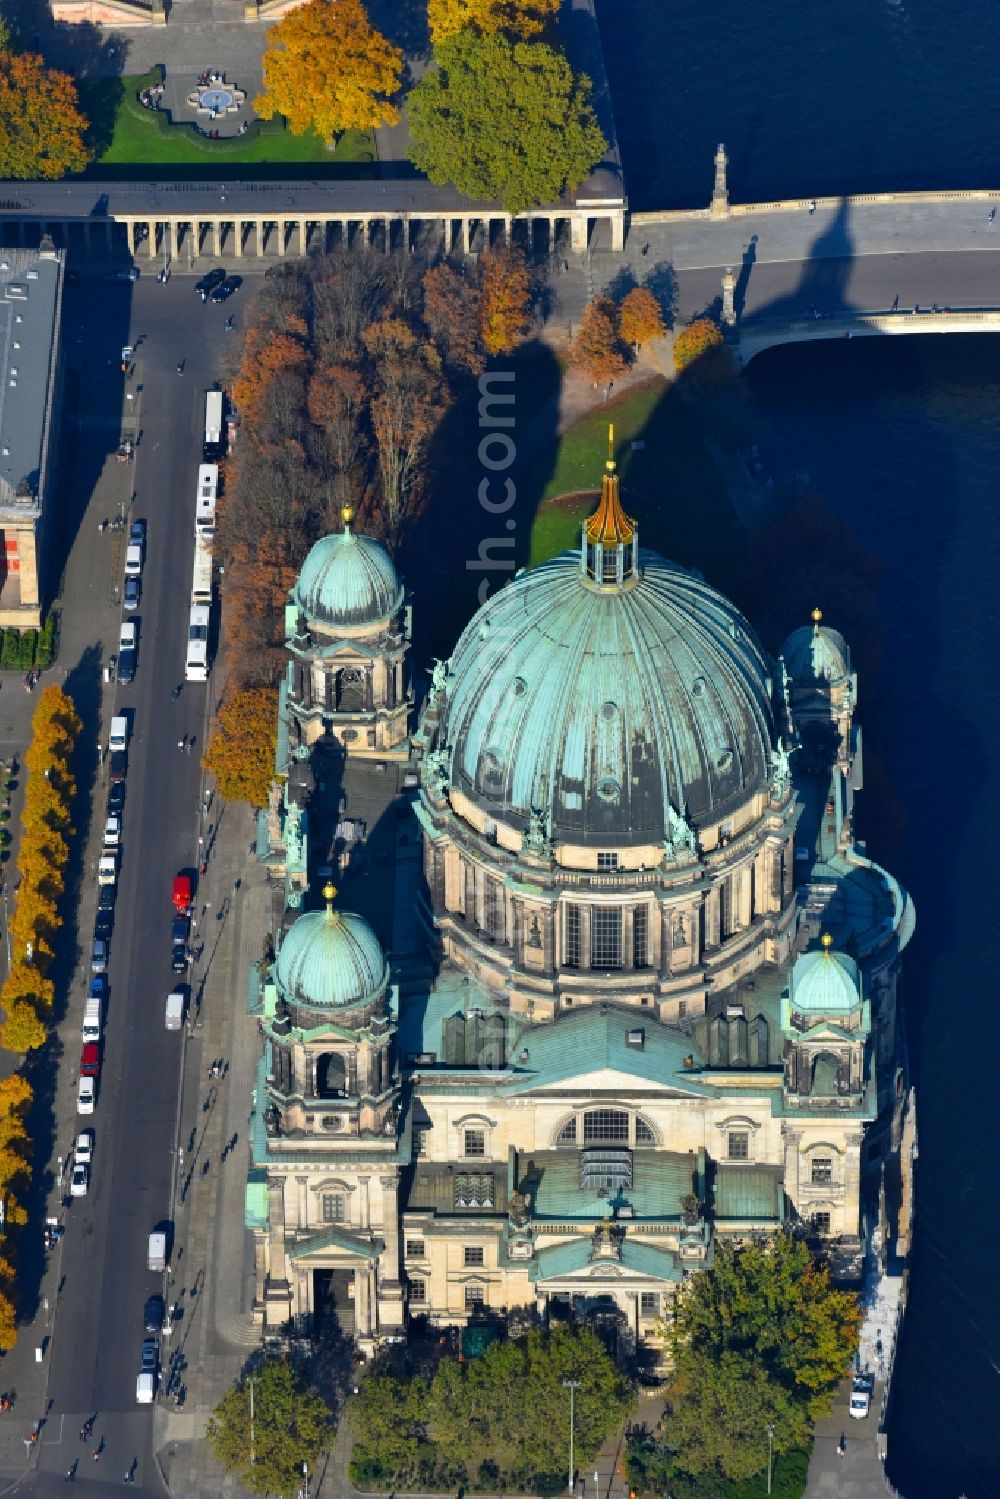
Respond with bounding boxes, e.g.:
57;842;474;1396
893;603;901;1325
563;1378;580;1495
593;1469;599;1499
766;1422;774;1496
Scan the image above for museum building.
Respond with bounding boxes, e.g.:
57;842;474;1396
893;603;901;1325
245;439;914;1355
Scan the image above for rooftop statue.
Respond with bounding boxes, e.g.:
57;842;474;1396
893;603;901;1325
663;802;697;860
770;735;795;800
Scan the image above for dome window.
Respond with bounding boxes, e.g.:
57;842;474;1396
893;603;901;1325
601;701;618;720
692;676;706;696
513;676;527;696
716;749;734;772
596;776;621;803
482;748;504;784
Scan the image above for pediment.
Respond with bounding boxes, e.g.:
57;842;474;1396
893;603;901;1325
528;1066;707;1097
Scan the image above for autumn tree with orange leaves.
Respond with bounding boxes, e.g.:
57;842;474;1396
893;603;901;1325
203;687;279;809
0;50;91;179
673;317;725;371
570;294;630;384
421;264;485;376
619;287;667;352
363;318;447;547
255;0;403;144
427;0;560;45
479;246;533;355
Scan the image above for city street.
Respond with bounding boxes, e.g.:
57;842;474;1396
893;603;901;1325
0;268;264;1495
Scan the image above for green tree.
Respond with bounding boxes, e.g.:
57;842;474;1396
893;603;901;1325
207;1360;334;1496
673;1233;859;1415
409;30;607;215
349;1373;430;1482
0;52;91;180
664;1350;809;1482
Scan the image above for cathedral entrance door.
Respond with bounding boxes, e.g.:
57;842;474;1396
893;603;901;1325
313;1267;355;1339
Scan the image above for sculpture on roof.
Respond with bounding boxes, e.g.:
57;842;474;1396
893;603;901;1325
663;802;697;860
524;804;551;857
424;746;450;800
770;735;795;800
430;656;452;700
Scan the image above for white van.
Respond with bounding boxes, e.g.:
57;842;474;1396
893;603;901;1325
124;543;143;577
108;715;128;753
147;1231;166;1272
82;998;101;1044
97;852;117;886
136;1372;154;1405
164;990;185;1031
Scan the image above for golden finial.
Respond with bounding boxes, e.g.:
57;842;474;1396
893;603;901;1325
585;425;634;550
342;506;354;530
811;606;823;626
820;932;834;954
322;882;337;917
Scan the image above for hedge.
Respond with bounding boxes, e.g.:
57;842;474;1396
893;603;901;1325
0;615;58;672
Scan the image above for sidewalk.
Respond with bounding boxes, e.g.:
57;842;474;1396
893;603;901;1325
151;794;268;1498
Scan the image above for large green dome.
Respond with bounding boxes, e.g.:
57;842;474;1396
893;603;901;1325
294;517;403;629
433;544;776;846
275;893;388;1012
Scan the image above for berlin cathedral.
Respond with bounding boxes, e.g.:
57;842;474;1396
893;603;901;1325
245;435;913;1359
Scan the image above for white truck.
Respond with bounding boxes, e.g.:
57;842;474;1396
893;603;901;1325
147;1231;167;1272
124;543;143;577
164;990;185;1031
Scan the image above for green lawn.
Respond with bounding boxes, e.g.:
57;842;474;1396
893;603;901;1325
526;378;745;594
78;76;375;170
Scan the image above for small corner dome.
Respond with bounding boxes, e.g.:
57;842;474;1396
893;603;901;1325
275;893;388;1011
294;517;403;629
782;609;851;684
791;938;861;1015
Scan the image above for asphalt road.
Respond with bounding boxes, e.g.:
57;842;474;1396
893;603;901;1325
23;269;260;1490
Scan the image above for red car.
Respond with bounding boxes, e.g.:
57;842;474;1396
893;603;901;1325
172;874;193;914
80;1043;101;1078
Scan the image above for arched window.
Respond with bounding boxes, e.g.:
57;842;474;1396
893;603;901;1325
557;1117;578;1145
316;1053;347;1098
583;1109;629;1144
811;1052;840;1095
635;1115;655;1146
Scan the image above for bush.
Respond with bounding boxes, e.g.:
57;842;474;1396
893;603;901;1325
35;613;57;670
0;631;19;671
18;631;36;670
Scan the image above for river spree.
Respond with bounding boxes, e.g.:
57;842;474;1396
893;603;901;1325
747;335;1000;1499
602;0;1000;209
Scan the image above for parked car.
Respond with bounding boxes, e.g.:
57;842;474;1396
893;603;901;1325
172;874;193;914
70;1161;89;1197
97;853;117;886
124;543;143;577
117;648;136;686
109;749;127;784
88;974;108;1004
107;781;126;816
103;815;121;849
80;1043;101;1079
209;275;241;304
98;885;115;915
129;519;146;546
196;268;226;300
90;938;108;975
77;1076;95;1115
171;941;188;975
94;908;113;940
143;1294;165;1335
123;576;141;611
106;266;139;282
171;913;189;945
850;1375;873;1420
74;1130;93;1167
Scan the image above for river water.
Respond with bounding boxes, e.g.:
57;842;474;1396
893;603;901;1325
596;3;1000;1495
